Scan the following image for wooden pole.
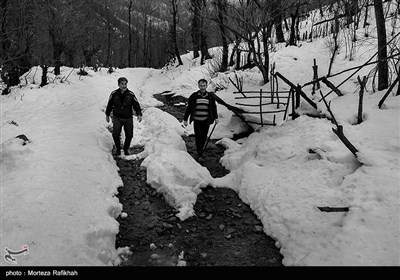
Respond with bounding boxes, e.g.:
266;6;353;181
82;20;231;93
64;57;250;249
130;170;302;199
296;84;301;108
321;77;343;96
260;89;264;127
291;87;296;120
312;58;320;95
283;88;292;120
378;76;399;108
275;72;318;109
357;76;367;124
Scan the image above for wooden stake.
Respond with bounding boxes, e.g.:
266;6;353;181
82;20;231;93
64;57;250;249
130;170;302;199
321;77;343;96
378;76;399;108
320;91;359;158
260;89;264;127
357;76;367;124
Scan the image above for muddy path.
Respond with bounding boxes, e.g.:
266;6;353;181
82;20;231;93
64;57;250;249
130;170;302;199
114;93;283;266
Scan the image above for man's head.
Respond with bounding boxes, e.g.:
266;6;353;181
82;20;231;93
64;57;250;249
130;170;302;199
198;79;208;93
118;77;128;92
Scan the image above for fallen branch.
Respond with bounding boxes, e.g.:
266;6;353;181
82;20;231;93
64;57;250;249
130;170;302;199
275;72;317;109
320;91;359;158
321;77;343;96
212;92;248;123
378;75;399;108
317;206;349;212
62;68;75;83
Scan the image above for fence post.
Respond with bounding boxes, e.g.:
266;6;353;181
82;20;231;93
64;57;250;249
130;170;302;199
260;89;264;127
312;58;320;95
291;86;296;120
283;88;292;120
357;76;367;124
270;62;275;104
270;62;275;94
296;84;301;108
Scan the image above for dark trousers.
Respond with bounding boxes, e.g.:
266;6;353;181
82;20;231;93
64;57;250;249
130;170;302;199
193;120;210;157
112;116;133;151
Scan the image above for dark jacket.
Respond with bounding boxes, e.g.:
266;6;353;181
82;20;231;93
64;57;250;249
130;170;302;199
106;89;142;119
184;91;218;125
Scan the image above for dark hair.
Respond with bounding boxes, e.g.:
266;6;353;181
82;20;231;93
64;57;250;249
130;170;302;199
198;79;208;85
118;77;128;84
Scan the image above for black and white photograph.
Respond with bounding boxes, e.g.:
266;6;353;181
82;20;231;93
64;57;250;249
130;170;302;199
1;0;399;273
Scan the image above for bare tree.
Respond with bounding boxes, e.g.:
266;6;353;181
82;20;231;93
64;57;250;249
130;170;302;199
207;0;272;84
273;1;286;43
128;0;134;67
135;1;159;67
288;2;300;46
327;10;340;75
1;0;38;91
189;0;201;58
169;0;183;66
199;0;212;64
214;0;229;72
374;0;389;90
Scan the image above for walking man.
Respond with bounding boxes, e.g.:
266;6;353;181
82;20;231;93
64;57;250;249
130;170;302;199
183;79;219;160
106;77;142;156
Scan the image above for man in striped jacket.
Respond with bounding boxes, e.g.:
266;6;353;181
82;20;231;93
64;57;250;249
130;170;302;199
183;79;219;161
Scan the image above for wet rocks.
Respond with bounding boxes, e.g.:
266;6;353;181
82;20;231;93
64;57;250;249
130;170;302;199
114;94;283;267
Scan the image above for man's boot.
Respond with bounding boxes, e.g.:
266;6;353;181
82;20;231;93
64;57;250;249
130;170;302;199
124;137;132;156
113;136;121;156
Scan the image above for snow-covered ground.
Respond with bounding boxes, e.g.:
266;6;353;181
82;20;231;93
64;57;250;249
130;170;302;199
1;2;399;266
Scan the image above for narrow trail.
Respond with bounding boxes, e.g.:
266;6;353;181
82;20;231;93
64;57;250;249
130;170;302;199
114;93;283;266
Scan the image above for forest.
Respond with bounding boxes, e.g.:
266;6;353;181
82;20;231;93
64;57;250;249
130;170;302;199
1;0;399;94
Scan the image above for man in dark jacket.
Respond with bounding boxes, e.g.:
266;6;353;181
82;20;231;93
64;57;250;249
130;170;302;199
183;79;219;160
106;77;142;156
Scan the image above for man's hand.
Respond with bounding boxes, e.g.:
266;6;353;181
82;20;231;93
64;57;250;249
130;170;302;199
183;120;188;127
106;115;110;123
137;115;142;122
215;119;219;124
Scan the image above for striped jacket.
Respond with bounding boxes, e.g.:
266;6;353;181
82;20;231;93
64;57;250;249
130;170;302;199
184;91;218;125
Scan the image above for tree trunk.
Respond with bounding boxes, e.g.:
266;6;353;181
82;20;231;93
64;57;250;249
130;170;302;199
398;0;400;15
40;65;48;87
318;0;324;17
262;28;270;84
229;37;240;67
328;12;340;76
216;0;228;72
274;13;285;43
191;0;201;58
199;0;211;65
396;66;400;96
142;15;148;67
128;0;133;67
53;42;63;75
374;0;389;90
105;3;112;67
288;7;299;46
363;1;369;28
1;0;9;60
284;18;289;31
169;0;183;66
